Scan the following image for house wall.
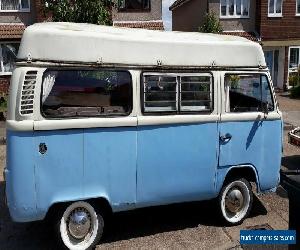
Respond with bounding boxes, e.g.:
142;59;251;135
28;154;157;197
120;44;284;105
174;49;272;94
0;0;37;25
172;0;207;32
259;0;300;40
263;46;285;88
112;0;162;21
209;0;256;32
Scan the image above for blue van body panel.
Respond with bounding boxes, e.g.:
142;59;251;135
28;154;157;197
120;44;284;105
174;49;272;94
83;127;137;211
219;119;282;192
5;130;40;222
6;119;282;222
34;130;84;217
136;123;219;206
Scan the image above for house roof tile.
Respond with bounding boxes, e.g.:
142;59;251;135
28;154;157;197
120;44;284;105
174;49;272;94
0;24;25;39
113;20;164;30
222;31;259;42
169;0;192;11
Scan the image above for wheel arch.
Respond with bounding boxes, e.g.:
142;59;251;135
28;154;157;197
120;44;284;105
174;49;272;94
45;196;113;222
216;165;260;194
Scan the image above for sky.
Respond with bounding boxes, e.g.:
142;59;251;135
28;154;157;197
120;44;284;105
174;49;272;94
162;0;176;31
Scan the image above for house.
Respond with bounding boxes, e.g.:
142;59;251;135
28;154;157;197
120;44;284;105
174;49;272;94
112;0;164;30
170;0;300;89
0;0;45;94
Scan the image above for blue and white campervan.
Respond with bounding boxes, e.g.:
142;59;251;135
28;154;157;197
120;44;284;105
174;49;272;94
4;23;282;250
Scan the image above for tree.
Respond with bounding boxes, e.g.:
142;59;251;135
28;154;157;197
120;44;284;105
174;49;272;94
199;11;223;33
43;0;115;25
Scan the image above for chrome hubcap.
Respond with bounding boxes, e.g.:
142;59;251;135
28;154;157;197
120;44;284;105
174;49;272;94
225;188;244;214
68;209;91;240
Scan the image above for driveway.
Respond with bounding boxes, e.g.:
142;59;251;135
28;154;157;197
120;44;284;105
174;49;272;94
277;93;300;127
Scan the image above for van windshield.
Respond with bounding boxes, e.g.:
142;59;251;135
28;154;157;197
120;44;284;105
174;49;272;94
41;69;132;118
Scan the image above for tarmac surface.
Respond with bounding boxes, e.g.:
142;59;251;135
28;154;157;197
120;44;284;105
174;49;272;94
0;93;299;249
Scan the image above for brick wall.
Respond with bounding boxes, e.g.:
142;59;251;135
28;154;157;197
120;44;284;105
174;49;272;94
259;0;300;40
0;76;10;95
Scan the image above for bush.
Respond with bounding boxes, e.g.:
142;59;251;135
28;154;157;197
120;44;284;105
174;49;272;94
290;85;300;98
43;0;115;25
0;95;7;111
289;66;300;98
199;11;223;33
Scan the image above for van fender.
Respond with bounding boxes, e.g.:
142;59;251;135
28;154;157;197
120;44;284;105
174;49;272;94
215;164;261;195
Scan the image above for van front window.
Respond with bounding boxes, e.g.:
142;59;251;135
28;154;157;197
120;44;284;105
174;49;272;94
41;69;132;118
225;74;274;113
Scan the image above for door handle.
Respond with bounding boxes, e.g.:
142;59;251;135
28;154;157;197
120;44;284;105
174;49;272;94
220;133;232;143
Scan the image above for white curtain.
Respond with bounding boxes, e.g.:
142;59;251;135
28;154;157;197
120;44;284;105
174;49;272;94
42;71;57;103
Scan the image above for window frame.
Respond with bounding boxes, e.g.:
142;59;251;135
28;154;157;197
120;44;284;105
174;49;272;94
297;0;300;17
40;68;134;119
220;0;250;19
117;0;151;12
268;0;283;17
0;0;30;12
288;46;300;71
0;41;20;76
141;72;214;115
224;72;275;114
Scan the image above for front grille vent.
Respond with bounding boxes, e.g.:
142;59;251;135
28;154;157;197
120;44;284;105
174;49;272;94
20;71;38;115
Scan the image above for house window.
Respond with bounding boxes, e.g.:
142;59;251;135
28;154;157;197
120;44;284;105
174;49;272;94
297;0;300;15
0;0;30;11
268;0;282;17
220;0;249;18
0;43;19;75
118;0;150;11
42;70;133;118
143;73;212;113
289;47;300;70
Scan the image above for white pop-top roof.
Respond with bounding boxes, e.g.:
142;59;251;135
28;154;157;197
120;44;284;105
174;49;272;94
18;22;266;68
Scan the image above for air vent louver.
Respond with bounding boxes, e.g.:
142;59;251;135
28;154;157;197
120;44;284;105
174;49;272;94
20;71;37;115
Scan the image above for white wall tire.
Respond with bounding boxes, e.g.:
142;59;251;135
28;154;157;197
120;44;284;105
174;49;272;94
219;178;253;225
58;201;104;250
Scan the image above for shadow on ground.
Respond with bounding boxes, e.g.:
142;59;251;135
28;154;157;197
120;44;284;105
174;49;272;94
281;155;300;172
0;180;268;249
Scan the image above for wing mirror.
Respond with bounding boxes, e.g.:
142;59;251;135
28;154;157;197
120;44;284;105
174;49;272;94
262;102;269;116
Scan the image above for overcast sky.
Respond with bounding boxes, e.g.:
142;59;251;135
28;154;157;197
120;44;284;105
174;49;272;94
162;0;176;31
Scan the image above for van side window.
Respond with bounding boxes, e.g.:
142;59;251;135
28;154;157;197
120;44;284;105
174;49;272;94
180;76;212;112
225;74;274;113
144;75;177;112
41;70;132;118
143;73;212;113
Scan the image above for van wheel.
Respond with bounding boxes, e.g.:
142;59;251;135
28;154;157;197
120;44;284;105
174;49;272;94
218;178;253;225
57;201;104;250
